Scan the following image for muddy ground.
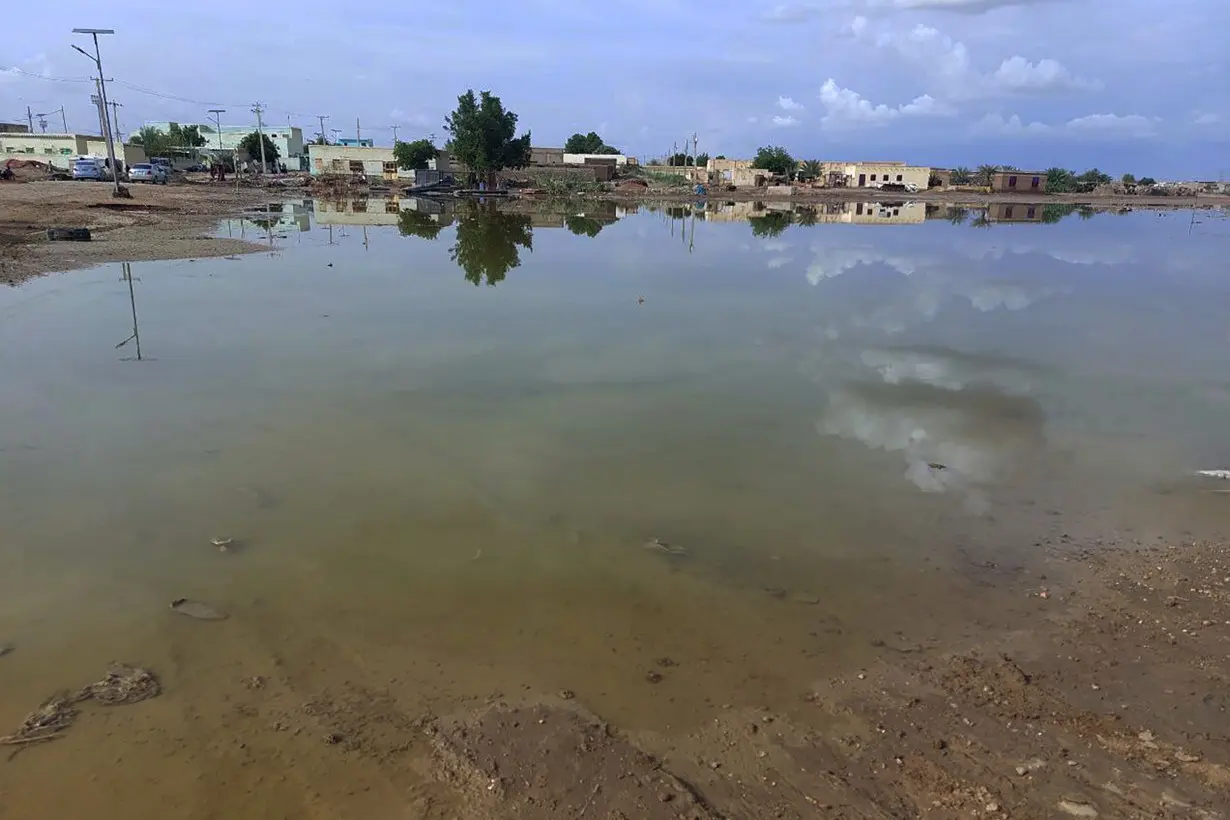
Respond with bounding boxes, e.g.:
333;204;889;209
0;180;285;286
4;536;1226;819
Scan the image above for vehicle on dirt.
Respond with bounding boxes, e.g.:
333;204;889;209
71;158;113;182
128;163;169;184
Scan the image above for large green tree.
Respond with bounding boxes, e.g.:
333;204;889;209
394;138;438;170
748;211;793;238
238;131;280;163
950;166;973;185
444;90;531;182
167;123;205;150
564;131;619;154
450;203;533;286
1045;167;1076;193
129;126;171;157
798;159;822;182
751;145;796;177
397;209;445;240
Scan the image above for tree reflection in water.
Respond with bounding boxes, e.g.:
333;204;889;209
564;214;605;237
396;209;446;240
449;202;533;287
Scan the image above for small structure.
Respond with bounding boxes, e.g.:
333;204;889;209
144;122;307;170
817;161;930;190
930;169;953;189
987;203;1043;222
529;147;564;166
335;137;374;148
989;170;1044;193
0;131;145;171
0;123;31;134
308;143;415;180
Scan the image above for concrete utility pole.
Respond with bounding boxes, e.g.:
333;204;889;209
37;116;47;133
390;125;399;145
26;105;33;132
355;118;361;144
109;100;123;141
91;83;106;138
207;108;226;149
251;102;267;173
316;114;328;144
72;28;122;197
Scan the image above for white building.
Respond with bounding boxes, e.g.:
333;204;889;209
143;122;306;170
0;131;146;170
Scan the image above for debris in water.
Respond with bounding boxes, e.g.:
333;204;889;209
1195;469;1230;480
211;537;234;552
643;538;687;556
0;664;160;753
170;598;228;620
645;671;664;684
637;295;645;304
471;549;483;562
0;644;12;659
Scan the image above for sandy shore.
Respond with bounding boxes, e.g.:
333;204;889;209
0;180;286;286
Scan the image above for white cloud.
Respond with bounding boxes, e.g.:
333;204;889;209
772;115;801;127
806;245;918;284
868;23;1098;99
747;116;759;124
972;112;1051;135
991;56;1101;93
767;256;795;269
873;0;1062;11
817;79;949;127
974;111;1158;139
389;108;433;127
1193;112;1220;126
777;95;804;111
1064;112;1156;137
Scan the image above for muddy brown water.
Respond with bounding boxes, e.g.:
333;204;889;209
0;199;1228;817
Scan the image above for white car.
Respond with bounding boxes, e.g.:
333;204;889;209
128;163;169;184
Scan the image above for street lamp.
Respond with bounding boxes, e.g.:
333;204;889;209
71;28;123;197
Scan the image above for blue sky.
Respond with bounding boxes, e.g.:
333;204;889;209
2;0;1226;177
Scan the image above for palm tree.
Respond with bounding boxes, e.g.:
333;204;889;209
976;164;1000;187
946;206;969;225
799;159;822;183
951;166;973;185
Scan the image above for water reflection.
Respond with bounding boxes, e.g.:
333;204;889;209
449;202;534;287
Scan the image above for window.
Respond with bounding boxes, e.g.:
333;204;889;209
1031;176;1040;189
1026;206;1036;218
44;148;55;154
855;202;864;215
870;174;877;181
348;159;364;173
896;174;902;181
1008;175;1018;187
1005;206;1014;218
382;161;397;173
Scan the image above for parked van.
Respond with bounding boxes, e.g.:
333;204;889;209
72;157;113;181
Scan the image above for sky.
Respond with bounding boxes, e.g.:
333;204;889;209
1;0;1226;178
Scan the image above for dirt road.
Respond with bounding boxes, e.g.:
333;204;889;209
0;180;286;285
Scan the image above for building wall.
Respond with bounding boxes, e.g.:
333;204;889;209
0;123;31;134
563;153;629;166
987;202;1043;222
0;133;141;170
307;144;413;179
530;147;564;166
818;162;930;189
145;122;305;166
990;171;1044;193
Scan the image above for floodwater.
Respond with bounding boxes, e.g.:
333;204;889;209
1;197;1228;816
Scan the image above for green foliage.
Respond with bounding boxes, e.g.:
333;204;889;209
565;214;605;237
1139;176;1157;186
751;145;796;176
1121;172;1137;185
667;152;693;166
1045;167;1076;193
794;206;818;227
695;153;710;167
449;203;534;286
238;131;280;162
167;123;205;149
715;154;726;160
537;175;603;196
748;211;792;238
798;159;822;182
970;211;993;229
1040;204;1078;223
129;126;170;157
946;206;969;225
563;131;619;154
1077;168;1111;187
950;166;973;185
397;209;445;240
394;138;438;171
639;169;690;187
444;90;531;179
976;164;1000;186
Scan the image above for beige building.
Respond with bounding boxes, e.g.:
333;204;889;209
707;157;767;187
308;144;407;180
989;170;1044;194
817;161;930;190
0;131;146;170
